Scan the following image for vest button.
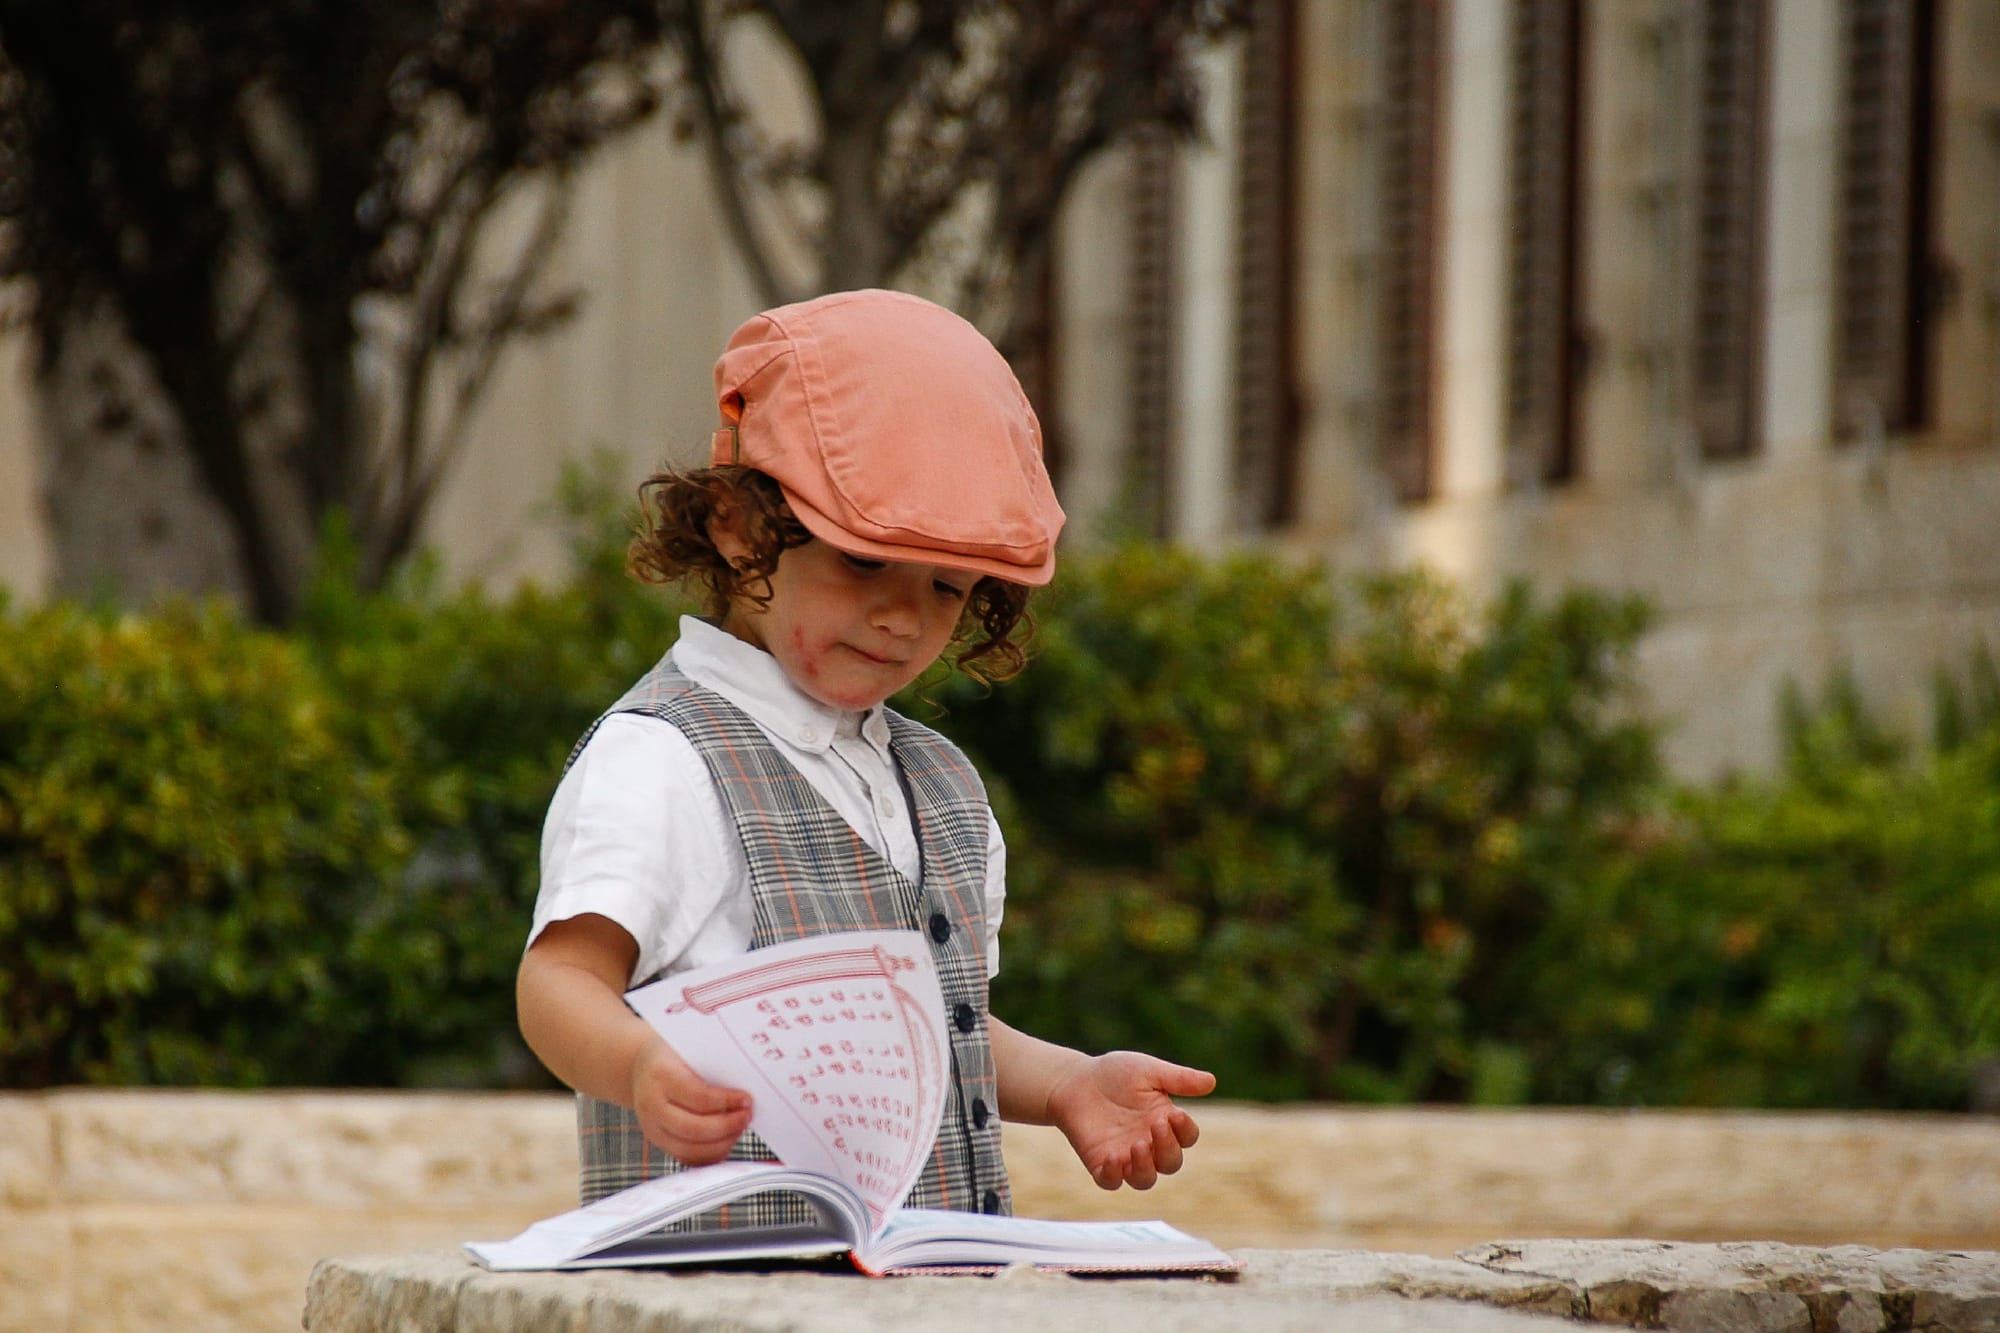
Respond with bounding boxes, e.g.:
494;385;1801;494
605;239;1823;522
929;913;951;943
982;1189;1002;1214
972;1097;989;1128
954;1002;975;1033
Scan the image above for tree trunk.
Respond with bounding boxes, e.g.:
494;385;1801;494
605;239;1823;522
36;303;249;609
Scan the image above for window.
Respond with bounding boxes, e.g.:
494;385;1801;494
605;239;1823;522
1504;0;1585;486
1832;0;1937;440
1128;127;1179;538
1689;0;1770;459
1377;0;1445;503
1233;0;1302;526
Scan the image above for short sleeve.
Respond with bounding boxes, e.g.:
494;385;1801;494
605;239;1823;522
531;713;749;987
983;809;1006;978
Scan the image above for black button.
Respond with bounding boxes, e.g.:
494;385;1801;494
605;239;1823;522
953;1002;976;1033
972;1098;990;1128
928;912;951;943
982;1189;1002;1214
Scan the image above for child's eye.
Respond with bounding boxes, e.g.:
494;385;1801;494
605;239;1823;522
934;580;970;601
841;554;886;574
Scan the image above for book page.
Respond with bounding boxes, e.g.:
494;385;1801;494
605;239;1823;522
624;930;948;1231
859;1211;1242;1276
465;1160;877;1270
467;1161;782;1268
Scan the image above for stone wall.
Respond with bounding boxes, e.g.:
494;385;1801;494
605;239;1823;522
3;1091;1996;1333
306;1243;2000;1333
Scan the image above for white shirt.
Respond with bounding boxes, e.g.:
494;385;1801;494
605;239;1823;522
531;616;1007;988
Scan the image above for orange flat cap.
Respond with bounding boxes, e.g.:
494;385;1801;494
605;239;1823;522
711;288;1065;585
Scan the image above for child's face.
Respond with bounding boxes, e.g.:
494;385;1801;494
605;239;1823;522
716;535;974;712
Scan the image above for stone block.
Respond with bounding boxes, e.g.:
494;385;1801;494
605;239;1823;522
0;1095;55;1206
1658;1288;1812;1332
305;1249;1593;1333
66;1202;586;1333
52;1088;577;1210
1462;1239;2000;1333
1015;1106;2000;1253
0;1211;73;1333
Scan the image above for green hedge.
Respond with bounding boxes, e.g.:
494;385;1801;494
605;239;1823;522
1520;664;2000;1109
0;600;412;1084
941;547;1660;1103
1;532;1994;1110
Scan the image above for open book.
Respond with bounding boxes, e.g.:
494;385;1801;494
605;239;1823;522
467;929;1238;1277
464;1157;1237;1276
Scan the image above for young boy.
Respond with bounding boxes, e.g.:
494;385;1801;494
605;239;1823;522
517;289;1213;1223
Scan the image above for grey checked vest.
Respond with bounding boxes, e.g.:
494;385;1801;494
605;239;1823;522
565;659;1012;1228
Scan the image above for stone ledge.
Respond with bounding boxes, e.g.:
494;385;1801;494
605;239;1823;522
1460;1240;2000;1331
7;1092;1998;1332
302;1248;1586;1333
302;1242;2000;1333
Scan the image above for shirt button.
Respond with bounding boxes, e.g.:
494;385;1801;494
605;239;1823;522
799;725;818;744
972;1097;990;1128
953;1002;975;1033
876;793;895;817
982;1189;1002;1214
929;913;951;943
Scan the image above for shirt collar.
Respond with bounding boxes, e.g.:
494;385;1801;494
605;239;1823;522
670;615;891;755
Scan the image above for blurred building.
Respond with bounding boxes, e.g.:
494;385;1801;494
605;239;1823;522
1059;0;1999;777
1;0;1995;777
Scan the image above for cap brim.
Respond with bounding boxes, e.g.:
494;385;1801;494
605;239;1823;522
780;484;1055;587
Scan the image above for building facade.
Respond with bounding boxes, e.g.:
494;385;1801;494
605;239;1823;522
1070;0;2000;776
1;0;1995;776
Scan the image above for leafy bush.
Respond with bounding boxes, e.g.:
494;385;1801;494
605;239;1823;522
0;600;411;1084
1524;658;2000;1110
930;546;1660;1103
287;488;689;1085
4;509;1991;1112
0;471;693;1089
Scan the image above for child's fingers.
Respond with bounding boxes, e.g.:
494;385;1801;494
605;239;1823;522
1168;1105;1201;1149
1089;1145;1128;1190
649;1098;753;1164
1149;1118;1185;1177
1124;1137;1160;1190
670;1076;753;1115
667;1095;754;1136
1154;1062;1218;1098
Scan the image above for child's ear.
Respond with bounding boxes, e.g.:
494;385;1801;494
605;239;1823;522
708;501;752;568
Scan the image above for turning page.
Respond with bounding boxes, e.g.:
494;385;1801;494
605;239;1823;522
624;929;949;1229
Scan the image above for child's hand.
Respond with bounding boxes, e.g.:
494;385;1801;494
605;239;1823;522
629;1037;755;1165
1046;1051;1216;1190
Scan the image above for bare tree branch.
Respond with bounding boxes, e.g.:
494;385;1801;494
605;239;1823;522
669;5;795;306
385;171;577;585
0;2;670;620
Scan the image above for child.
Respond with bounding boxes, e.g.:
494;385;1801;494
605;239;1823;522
517;288;1215;1224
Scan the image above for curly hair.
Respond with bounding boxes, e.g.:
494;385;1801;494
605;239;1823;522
628;465;1035;685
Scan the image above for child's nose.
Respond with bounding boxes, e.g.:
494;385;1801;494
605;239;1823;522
869;579;925;636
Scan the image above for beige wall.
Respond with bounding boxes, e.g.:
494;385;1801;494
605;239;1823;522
1261;0;2000;778
2;11;1996;778
0;122;759;609
0;332;49;601
4;1090;1996;1333
400;125;762;595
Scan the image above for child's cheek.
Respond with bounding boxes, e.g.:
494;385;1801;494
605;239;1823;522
789;625;825;683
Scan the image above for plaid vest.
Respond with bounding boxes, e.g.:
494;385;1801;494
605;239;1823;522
565;659;1012;1228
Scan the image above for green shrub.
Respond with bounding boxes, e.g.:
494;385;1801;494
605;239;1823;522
925;546;1660;1103
1525;661;2000;1110
0;601;411;1084
289;490;689;1086
6;507;1990;1112
0;470;694;1089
